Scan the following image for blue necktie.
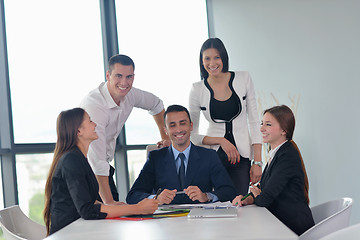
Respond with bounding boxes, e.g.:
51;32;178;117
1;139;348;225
178;153;186;190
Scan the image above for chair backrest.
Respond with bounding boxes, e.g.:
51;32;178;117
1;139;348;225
146;145;159;158
319;222;360;240
0;205;47;240
299;197;353;240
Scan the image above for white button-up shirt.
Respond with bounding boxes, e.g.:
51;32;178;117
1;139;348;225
80;82;164;176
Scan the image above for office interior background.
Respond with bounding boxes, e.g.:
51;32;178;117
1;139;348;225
0;0;359;233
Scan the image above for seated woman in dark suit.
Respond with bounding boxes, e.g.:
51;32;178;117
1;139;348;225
43;108;158;235
232;105;315;235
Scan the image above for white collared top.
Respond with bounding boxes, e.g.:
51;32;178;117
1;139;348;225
268;140;288;164
80;82;164;176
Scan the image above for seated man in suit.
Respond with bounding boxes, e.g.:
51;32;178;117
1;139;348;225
126;104;236;205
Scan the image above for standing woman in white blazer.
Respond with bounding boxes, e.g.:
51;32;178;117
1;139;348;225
189;38;263;195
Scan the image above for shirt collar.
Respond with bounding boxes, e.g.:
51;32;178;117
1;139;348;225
269;140;288;161
99;82;118;109
171;144;191;162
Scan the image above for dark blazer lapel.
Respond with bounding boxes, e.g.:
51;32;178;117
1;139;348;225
165;147;177;174
261;141;290;186
164;146;184;189
261;149;281;187
266;155;278;174
261;162;270;188
184;144;200;187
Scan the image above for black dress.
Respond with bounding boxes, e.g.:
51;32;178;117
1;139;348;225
49;147;107;234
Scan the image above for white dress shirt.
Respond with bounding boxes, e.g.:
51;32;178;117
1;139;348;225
80;82;164;176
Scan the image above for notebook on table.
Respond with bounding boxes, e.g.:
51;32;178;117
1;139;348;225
187;208;238;218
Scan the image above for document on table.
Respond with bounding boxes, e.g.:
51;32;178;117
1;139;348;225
107;208;190;220
159;201;235;210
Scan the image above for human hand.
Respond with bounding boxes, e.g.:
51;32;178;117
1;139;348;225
232;195;244;206
136;198;158;215
156;139;171;148
157;189;177;205
184;186;208;202
250;165;262;184
232;194;254;206
249;184;261;198
220;138;240;164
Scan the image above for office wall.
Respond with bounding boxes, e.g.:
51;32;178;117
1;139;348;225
207;0;360;224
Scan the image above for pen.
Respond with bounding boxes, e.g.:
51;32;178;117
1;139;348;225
241;192;252;201
241;183;260;201
176;191;185;195
154;188;162;199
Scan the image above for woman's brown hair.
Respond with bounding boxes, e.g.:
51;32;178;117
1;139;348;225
264;105;310;204
43;108;85;235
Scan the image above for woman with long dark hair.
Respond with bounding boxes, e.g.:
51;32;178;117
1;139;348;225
232;105;314;235
189;38;262;196
43;108;158;235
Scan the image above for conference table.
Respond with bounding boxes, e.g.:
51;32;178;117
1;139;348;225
45;205;298;240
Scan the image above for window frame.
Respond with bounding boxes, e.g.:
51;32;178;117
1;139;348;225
0;0;209;205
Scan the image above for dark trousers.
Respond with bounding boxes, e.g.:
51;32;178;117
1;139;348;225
217;148;251;196
97;165;119;202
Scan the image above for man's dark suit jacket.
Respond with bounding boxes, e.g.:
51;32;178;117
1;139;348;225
126;143;236;204
254;141;315;235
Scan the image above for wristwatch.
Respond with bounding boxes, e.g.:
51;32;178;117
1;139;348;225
252;161;263;168
206;192;213;202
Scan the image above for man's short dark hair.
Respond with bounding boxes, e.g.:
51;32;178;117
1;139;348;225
164;105;192;124
108;54;135;73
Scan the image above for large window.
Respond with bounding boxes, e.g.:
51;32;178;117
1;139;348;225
16;154;53;225
1;0;209;225
0;162;3;209
116;0;208;144
115;0;208;185
5;0;104;144
4;0;104;223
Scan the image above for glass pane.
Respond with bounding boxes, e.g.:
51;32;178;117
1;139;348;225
16;153;53;225
0;158;3;209
4;0;104;143
115;0;208;144
127;150;147;188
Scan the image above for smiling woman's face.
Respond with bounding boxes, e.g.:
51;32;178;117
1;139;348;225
202;48;223;77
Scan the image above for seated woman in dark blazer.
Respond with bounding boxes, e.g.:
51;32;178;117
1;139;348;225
232;105;315;236
43;108;158;235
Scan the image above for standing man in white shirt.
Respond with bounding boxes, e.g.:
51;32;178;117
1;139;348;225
80;54;170;205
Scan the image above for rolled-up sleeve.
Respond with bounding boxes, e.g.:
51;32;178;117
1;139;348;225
131;87;164;115
80;99;110;176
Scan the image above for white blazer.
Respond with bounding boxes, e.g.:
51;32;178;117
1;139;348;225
189;71;262;160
